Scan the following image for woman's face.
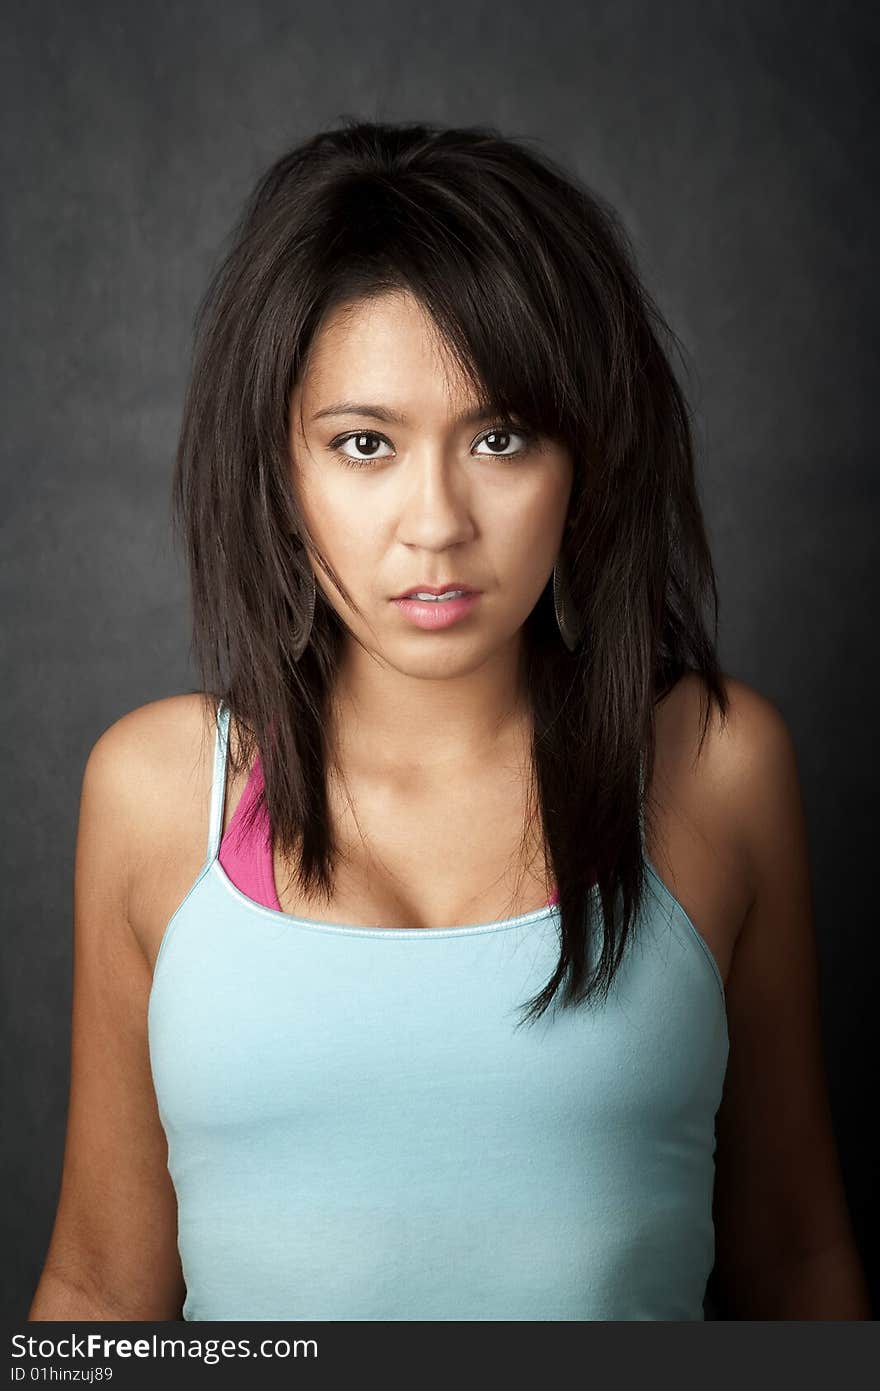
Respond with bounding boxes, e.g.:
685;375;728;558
288;289;573;676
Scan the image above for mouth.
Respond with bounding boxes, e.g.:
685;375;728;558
391;590;482;629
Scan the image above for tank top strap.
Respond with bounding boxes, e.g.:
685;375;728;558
206;698;232;864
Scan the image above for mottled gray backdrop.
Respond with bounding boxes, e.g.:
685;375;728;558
2;0;877;1321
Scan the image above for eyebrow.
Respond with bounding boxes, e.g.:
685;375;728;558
311;401;498;426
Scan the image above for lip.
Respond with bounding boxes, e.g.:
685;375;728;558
392;592;481;630
393;582;480;599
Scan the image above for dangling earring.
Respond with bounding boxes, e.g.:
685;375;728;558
553;553;581;652
291;554;316;662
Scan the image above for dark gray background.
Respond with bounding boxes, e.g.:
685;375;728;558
3;0;877;1321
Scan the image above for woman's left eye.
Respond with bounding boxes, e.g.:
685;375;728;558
473;426;536;458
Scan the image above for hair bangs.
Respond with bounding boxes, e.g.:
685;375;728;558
303;169;578;450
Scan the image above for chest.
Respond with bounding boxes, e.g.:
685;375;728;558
272;763;553;932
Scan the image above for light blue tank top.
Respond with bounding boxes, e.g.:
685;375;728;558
147;699;729;1321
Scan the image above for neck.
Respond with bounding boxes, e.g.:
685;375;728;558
326;634;532;781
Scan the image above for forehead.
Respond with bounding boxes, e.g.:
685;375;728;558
293;290;480;415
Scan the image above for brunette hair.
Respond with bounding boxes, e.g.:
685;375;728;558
171;116;728;1026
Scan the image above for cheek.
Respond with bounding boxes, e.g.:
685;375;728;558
298;475;365;554
490;517;558;602
489;486;568;596
497;483;566;550
312;501;383;590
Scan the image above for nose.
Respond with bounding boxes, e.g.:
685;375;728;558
395;445;475;550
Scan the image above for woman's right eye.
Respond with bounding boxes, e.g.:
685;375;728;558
329;431;394;468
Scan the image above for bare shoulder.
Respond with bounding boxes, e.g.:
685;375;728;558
87;692;215;853
657;667;793;767
89;690;215;774
85;692;221;956
655;669;799;913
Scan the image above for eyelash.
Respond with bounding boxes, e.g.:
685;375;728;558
328;424;539;470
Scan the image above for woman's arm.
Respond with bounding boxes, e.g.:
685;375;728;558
709;682;872;1319
29;717;185;1321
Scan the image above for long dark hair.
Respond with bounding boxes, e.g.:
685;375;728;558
171;117;728;1026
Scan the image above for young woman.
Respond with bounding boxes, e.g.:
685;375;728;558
29;119;870;1322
